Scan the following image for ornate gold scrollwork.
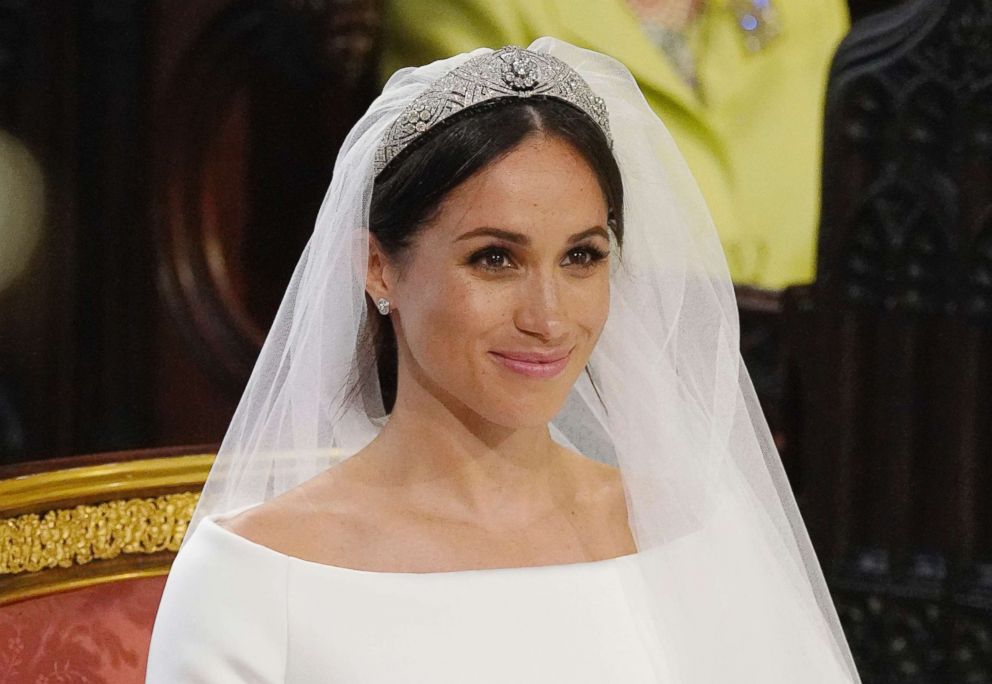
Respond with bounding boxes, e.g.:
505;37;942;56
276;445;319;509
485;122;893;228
1;492;200;575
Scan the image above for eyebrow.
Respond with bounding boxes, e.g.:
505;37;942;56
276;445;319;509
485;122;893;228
454;226;610;246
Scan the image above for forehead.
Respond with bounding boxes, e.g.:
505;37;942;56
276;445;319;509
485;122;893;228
426;134;609;241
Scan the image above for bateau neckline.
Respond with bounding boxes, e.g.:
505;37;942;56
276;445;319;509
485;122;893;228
202;512;640;577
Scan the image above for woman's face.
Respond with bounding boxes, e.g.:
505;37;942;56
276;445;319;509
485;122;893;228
383;133;612;428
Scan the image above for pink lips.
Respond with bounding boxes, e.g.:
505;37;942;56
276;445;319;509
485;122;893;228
488;348;572;379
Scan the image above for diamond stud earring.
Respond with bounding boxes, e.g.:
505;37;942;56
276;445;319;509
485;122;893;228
376;297;390;315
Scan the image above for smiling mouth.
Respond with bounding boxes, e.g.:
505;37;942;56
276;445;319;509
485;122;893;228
487;350;572;379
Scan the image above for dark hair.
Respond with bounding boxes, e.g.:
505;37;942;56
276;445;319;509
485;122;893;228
360;97;624;414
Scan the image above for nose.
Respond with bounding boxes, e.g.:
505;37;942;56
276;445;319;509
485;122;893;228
514;267;569;342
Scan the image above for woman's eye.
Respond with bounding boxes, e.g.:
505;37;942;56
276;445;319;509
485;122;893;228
471;248;515;271
562;245;609;268
469;244;609;272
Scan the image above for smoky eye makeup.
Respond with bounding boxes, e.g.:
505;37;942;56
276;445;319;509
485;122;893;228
563;241;610;266
465;240;611;273
465;244;518;272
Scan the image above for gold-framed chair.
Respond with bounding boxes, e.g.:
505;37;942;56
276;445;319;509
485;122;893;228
0;445;214;682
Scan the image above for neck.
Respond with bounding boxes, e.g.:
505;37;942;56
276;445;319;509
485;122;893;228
365;364;571;528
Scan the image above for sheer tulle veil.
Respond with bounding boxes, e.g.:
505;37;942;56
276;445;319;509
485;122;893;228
187;37;861;682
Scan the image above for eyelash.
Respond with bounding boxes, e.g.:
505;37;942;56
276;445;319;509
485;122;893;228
469;243;610;272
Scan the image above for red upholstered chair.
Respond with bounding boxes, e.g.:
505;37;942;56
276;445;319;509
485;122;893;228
0;446;214;682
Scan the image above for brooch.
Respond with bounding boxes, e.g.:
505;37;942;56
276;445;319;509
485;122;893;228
727;0;781;52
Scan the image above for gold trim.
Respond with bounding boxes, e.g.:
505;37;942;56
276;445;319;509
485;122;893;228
0;453;215;603
0;453;214;515
1;565;171;605
1;492;200;575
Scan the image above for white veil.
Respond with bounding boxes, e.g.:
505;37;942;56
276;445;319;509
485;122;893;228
188;37;861;683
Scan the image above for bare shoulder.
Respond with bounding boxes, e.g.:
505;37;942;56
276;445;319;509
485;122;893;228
556;446;636;555
219;457;384;565
219;488;312;553
557;446;628;513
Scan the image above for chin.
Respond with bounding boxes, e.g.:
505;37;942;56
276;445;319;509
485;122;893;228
471;377;575;430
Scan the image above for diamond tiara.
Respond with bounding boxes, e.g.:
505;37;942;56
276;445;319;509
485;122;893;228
373;46;612;178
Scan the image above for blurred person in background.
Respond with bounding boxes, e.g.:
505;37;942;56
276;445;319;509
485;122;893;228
381;0;849;290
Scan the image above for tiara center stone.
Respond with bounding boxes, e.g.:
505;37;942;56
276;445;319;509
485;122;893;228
501;53;539;91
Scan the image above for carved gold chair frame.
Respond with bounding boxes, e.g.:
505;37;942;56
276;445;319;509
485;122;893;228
0;448;215;605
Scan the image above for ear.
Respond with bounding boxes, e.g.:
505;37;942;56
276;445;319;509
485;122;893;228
365;233;395;308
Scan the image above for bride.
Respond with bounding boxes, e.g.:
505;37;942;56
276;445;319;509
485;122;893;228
147;39;861;682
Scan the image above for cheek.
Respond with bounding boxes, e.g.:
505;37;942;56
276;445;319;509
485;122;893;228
403;269;508;364
569;274;611;342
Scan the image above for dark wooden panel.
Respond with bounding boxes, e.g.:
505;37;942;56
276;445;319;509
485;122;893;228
799;3;992;677
0;0;379;462
848;0;907;22
73;0;156;455
807;0;992;559
150;0;379;444
0;2;79;463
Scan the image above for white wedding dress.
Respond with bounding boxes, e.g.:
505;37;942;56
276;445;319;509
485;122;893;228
146;510;663;682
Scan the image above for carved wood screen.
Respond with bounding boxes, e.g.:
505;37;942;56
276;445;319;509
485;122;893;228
785;1;992;679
